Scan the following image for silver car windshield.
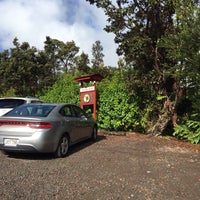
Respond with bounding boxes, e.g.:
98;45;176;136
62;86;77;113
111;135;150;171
4;105;56;117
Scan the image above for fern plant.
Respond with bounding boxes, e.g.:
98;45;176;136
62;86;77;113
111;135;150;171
173;117;200;144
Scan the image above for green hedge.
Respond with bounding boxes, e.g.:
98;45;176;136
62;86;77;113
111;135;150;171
97;72;142;131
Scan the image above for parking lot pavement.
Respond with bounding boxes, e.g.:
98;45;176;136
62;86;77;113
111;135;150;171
0;133;200;200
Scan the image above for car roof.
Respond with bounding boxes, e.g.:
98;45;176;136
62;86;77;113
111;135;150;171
19;102;78;107
0;97;41;101
29;103;76;106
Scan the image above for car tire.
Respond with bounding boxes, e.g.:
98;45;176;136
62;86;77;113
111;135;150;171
91;126;98;141
54;134;69;158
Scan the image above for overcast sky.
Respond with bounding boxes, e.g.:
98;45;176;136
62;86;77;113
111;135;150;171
0;0;118;67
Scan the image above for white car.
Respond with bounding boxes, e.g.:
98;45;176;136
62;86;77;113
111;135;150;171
0;97;43;116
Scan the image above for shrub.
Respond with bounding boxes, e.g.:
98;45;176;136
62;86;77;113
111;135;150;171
173;99;200;144
97;72;141;131
39;73;79;104
173;117;200;144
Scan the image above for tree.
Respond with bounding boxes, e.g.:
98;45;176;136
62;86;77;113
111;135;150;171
91;40;104;72
6;38;40;96
58;40;80;73
0;50;11;95
0;37;81;97
36;50;56;91
44;36;79;73
73;52;91;74
160;1;200;143
0;38;58;96
86;0;200;135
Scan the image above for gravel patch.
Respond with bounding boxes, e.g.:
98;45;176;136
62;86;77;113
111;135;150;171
0;133;200;200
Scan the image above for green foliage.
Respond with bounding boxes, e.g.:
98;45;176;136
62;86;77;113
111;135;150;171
156;95;167;101
173;118;200;144
0;38;41;96
0;37;86;97
158;4;200;95
44;36;80;73
39;73;79;104
97;71;142;131
173;97;200;144
0;0;200;143
1;88;16;97
87;0;200;137
91;40;104;68
74;52;90;74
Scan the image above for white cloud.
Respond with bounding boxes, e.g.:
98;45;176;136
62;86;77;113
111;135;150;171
0;0;118;66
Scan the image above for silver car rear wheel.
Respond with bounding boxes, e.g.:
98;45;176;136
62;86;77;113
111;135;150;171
54;134;69;158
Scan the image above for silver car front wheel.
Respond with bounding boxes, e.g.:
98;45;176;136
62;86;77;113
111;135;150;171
54;134;69;158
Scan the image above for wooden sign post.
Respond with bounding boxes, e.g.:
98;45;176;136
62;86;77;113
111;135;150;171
74;74;103;119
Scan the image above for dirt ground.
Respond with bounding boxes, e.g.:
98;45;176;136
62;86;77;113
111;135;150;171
0;132;199;200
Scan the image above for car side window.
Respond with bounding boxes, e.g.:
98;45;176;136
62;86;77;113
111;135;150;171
30;100;43;103
72;106;86;118
60;106;74;117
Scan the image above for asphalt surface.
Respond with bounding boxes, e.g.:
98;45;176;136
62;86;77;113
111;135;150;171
0;133;199;200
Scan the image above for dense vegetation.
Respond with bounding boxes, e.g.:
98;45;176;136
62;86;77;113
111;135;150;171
0;0;199;143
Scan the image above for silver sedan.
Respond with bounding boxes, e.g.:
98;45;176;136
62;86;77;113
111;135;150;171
0;103;97;158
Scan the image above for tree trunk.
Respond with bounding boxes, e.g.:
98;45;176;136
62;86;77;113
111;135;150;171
148;98;172;136
148;82;185;136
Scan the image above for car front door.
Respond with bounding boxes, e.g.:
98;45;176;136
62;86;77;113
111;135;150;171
59;106;82;143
